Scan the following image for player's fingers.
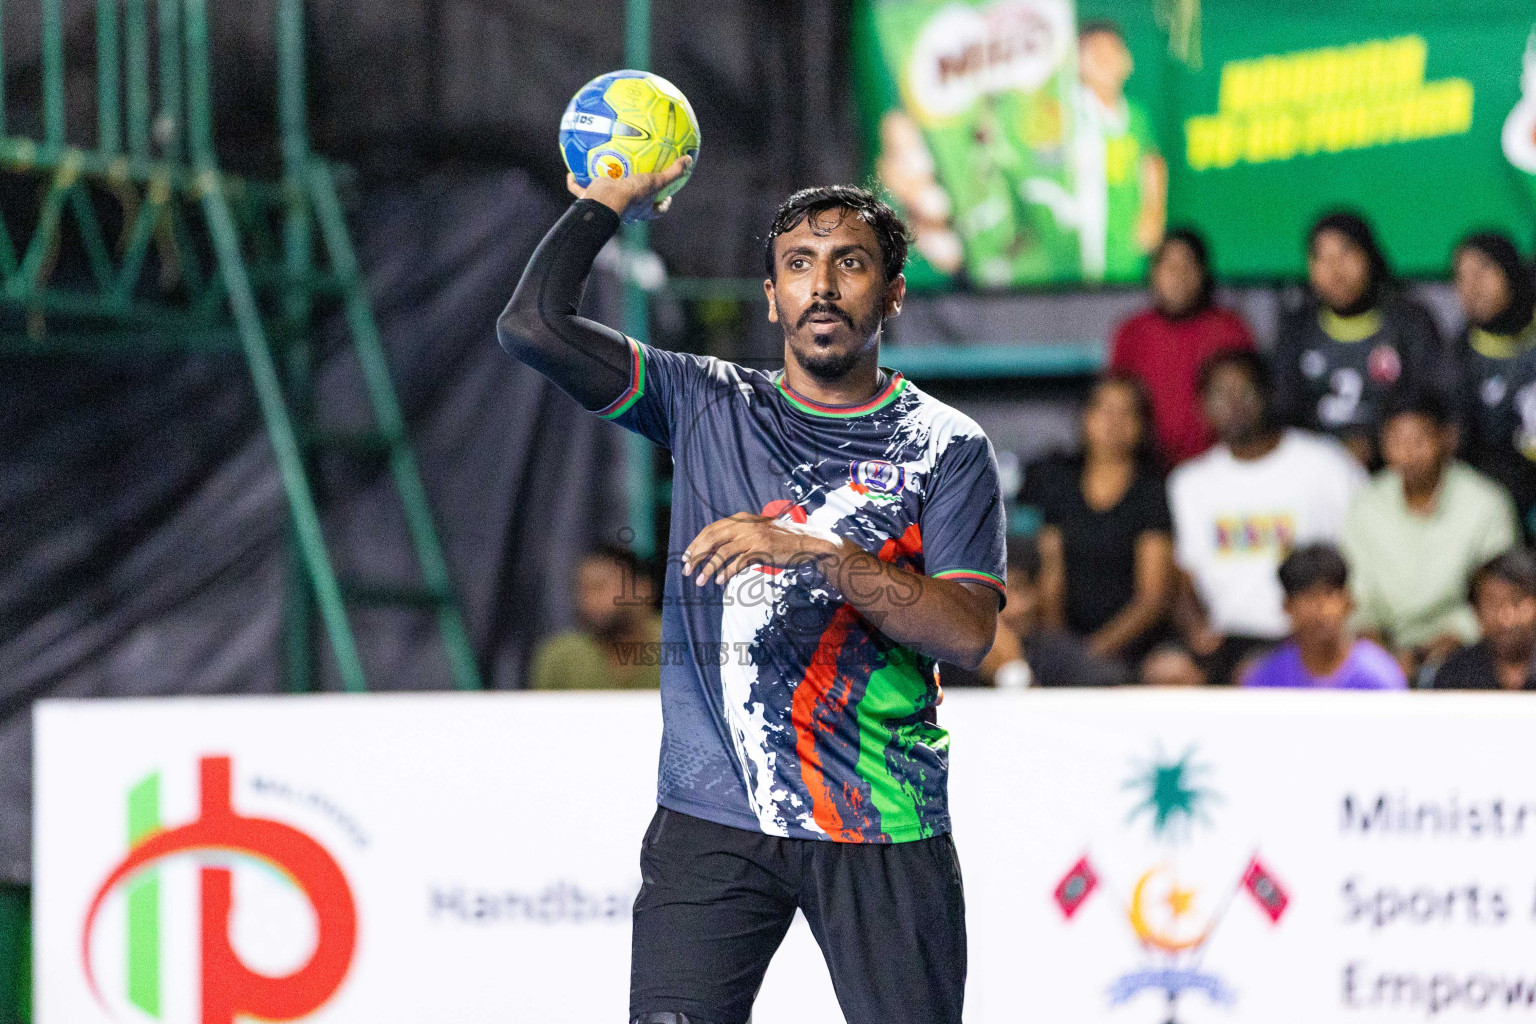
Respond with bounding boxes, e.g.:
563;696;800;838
710;545;749;586
631;155;692;198
686;521;749;586
652;196;673;217
681;519;730;576
655;154;692;187
698;534;761;588
566;173;583;198
715;545;769;586
691;541;736;587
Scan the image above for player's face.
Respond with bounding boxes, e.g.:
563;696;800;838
1381;413;1452;489
1454;247;1512;328
1474;576;1536;662
1151;239;1204;317
765;208;905;382
1308;230;1372;312
1201;364;1264;445
1083;379;1143;461
1284;584;1352;649
1079;31;1132;97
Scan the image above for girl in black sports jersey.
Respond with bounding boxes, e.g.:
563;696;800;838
1271;212;1447;466
1452;232;1536;535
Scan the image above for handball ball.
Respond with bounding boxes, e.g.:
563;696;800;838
560;70;701;215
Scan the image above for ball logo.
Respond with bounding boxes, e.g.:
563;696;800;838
591;151;630;181
81;756;357;1024
558;110;614;136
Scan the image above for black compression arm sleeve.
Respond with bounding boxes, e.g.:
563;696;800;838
497;199;634;412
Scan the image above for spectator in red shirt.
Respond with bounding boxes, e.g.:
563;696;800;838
1109;228;1256;466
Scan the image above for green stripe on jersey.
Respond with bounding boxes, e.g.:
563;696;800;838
852;645;947;841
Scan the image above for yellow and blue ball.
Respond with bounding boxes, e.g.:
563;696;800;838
560;70;700;211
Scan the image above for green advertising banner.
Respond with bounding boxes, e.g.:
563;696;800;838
853;0;1536;288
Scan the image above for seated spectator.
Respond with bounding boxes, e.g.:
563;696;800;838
1024;373;1173;675
529;545;661;690
1272;211;1445;466
1343;393;1519;678
1148;350;1365;687
1452;232;1536;534
1434;548;1536;691
1108;228;1256;465
971;537;1128;688
1243;544;1406;689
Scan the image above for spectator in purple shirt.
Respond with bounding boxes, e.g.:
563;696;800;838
1243;543;1407;690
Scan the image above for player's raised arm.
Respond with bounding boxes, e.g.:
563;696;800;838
496;156;692;411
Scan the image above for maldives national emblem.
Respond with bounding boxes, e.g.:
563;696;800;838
1052;747;1290;1023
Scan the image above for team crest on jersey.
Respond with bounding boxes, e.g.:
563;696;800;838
1367;344;1402;385
850;459;906;496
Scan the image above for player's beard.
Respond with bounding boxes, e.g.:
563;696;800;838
778;297;884;384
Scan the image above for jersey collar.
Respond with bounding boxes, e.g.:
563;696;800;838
774;370;907;419
1470;321;1536;360
1318;308;1383;343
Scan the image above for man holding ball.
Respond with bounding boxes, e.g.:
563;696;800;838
499;156;1005;1024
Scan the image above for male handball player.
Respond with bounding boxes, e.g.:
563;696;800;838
499;156;1006;1024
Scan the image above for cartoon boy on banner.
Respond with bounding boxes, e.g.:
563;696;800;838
1030;19;1168;282
1075;20;1167;281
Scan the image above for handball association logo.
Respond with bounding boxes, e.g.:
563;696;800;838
1052;748;1289;1022
591;151;630;181
81;755;357;1024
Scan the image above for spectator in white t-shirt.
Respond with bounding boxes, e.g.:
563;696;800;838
1146;350;1366;686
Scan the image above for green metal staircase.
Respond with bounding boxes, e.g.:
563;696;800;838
0;0;482;694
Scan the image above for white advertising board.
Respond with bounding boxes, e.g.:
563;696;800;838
33;689;1536;1023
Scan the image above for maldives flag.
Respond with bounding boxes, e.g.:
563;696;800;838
1053;856;1099;919
1242;856;1289;923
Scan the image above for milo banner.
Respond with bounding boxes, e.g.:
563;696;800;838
33;690;1536;1022
854;0;1536;287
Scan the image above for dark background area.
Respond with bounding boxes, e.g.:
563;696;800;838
2;0;861;278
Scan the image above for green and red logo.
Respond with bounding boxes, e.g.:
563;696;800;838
81;755;357;1023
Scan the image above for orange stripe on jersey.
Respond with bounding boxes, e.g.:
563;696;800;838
791;603;865;843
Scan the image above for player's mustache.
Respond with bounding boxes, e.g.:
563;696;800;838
796;302;854;330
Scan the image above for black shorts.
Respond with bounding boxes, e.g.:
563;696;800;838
629;806;967;1024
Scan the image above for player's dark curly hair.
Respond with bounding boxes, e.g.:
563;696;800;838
763;185;911;283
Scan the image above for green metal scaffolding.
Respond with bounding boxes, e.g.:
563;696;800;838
0;0;482;694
